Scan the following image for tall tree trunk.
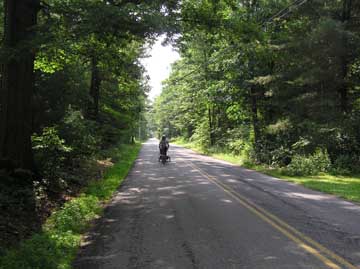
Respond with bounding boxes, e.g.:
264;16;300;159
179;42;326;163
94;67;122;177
342;0;352;21
339;0;352;114
0;0;40;170
250;87;260;152
208;105;215;146
203;49;215;146
88;56;101;120
0;0;41;244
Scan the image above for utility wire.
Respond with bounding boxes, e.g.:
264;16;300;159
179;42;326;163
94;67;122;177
263;0;309;25
277;0;308;20
264;0;304;24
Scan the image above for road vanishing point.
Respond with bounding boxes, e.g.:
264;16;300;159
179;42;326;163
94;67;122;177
74;139;360;269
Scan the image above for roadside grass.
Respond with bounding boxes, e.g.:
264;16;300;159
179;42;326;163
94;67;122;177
172;138;246;165
0;143;141;269
248;165;360;202
172;139;360;203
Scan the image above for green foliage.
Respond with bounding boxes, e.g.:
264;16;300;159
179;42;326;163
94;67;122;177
1;0;177;259
174;139;360;202
223;127;251;155
0;143;141;269
46;195;100;234
32;127;72;193
32;127;72;166
153;0;360;176
0;232;79;269
227;139;245;156
332;155;360;175
269;146;293;167
190;118;211;150
284;149;331;176
85;143;141;200
0;176;38;257
3;0;360;263
59;109;100;157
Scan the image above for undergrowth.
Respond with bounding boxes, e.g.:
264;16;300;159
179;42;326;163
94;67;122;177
0;143;141;269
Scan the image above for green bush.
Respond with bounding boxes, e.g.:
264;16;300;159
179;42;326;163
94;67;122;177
285;155;315;176
32;127;72;193
59;109;100;158
284;149;331;176
98;123;122;147
0;195;98;269
190;119;211;150
46;195;100;234
249;140;274;165
0;143;141;269
227;139;244;155
333;154;360;174
32;127;72;169
270;146;292;167
312;149;332;172
0;232;79;269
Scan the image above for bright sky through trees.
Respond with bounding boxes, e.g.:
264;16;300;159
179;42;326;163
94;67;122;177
142;36;180;100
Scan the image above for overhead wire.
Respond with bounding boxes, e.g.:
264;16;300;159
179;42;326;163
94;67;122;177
263;0;307;25
271;0;309;22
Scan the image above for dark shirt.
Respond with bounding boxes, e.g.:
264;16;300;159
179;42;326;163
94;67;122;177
159;140;169;154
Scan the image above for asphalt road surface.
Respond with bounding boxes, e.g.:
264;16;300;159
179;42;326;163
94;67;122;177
74;139;360;269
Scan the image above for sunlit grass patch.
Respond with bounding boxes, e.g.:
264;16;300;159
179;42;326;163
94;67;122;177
0;143;141;269
211;153;245;166
241;165;360;202
233;162;360;203
86;144;141;200
271;174;360;202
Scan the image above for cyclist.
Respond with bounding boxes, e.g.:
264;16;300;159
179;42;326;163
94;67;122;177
159;135;169;157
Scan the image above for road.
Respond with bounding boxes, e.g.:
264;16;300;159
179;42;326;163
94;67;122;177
74;139;360;269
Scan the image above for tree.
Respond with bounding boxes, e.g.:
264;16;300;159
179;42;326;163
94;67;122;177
154;0;360;169
0;0;40;171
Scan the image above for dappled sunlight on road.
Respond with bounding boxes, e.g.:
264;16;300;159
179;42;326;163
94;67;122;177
74;140;360;269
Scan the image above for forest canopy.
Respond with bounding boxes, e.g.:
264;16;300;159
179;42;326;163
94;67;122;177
0;0;178;251
154;0;360;175
1;0;360;260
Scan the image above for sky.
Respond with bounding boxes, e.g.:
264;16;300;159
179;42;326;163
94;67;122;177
141;36;180;101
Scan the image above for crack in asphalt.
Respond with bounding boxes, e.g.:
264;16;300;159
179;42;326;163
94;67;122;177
172;207;200;269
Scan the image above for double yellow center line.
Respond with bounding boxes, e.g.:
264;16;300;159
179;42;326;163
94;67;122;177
185;161;357;269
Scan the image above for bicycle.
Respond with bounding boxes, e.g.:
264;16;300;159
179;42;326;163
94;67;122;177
159;153;171;164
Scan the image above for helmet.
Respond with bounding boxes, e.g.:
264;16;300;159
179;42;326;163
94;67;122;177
161;135;166;140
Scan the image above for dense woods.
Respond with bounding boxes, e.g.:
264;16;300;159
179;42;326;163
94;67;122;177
1;0;360;264
0;0;178;252
154;0;360;176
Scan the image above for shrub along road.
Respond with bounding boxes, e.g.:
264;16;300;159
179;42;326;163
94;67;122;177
74;139;360;269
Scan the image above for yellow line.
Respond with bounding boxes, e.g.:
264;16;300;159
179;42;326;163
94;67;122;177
223;182;358;269
209;177;356;269
186;161;356;269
